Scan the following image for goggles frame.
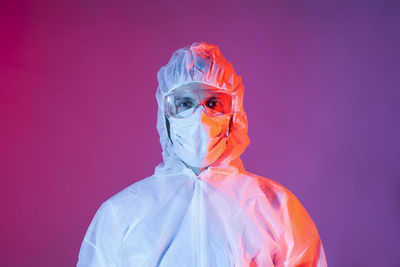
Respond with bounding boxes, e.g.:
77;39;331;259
163;87;238;119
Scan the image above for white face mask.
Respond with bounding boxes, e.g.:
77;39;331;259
168;107;230;168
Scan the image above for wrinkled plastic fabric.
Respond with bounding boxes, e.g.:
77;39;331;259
77;42;327;267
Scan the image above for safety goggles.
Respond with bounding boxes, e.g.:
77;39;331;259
164;88;236;119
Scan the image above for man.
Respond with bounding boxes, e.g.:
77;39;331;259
77;42;327;266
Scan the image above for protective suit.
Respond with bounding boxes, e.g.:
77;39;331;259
77;42;327;267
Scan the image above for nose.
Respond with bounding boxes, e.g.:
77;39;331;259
193;104;208;114
199;107;226;138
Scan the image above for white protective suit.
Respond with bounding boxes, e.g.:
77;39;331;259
77;42;327;267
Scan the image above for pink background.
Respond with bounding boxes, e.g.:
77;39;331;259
1;1;399;266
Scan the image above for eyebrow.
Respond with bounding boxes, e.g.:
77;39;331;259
175;96;195;101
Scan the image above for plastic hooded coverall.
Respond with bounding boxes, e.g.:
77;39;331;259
77;42;327;267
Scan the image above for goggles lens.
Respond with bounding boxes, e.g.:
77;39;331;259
164;89;234;118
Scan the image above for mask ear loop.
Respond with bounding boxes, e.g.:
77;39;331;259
227;114;234;137
227;93;238;137
165;115;173;145
163;93;174;145
226;97;236;138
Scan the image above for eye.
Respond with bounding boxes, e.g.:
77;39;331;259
176;97;195;112
179;101;193;108
206;97;224;111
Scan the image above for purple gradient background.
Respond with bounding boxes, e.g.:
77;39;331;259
1;1;399;266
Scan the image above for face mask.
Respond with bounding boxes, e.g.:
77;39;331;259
168;107;230;168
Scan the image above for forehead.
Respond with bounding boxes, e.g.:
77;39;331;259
174;82;220;91
171;83;223;98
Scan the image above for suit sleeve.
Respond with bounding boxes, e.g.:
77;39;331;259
275;190;327;267
77;200;122;267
